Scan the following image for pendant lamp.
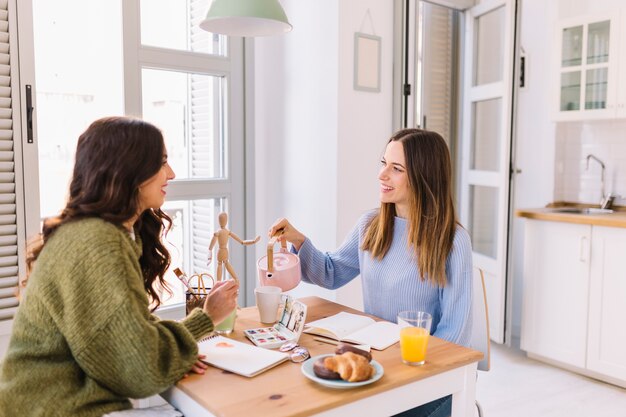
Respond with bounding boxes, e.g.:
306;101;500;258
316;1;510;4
199;0;292;37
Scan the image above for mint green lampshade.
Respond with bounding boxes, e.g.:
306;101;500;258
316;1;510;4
199;0;292;37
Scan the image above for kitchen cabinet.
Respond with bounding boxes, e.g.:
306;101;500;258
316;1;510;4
587;226;626;381
554;13;620;120
520;220;591;367
521;219;626;387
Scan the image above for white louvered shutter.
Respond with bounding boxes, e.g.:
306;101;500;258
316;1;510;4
191;200;214;274
188;3;223;277
0;0;19;323
189;0;222;179
420;2;456;144
190;0;212;179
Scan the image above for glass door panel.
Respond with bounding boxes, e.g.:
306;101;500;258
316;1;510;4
560;71;581;111
587;20;610;64
473;6;505;86
469;185;498;259
585;68;608;109
558;19;612;117
471;98;502;171
561;25;583;67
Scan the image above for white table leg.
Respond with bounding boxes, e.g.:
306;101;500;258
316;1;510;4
450;363;478;417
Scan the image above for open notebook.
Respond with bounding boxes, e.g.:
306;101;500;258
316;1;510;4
198;335;289;377
303;312;400;350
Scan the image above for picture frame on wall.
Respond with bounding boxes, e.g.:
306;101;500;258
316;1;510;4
354;32;381;92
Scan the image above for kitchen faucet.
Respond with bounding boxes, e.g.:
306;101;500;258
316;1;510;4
585;154;615;209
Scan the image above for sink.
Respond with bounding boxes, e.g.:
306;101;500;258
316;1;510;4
548;207;614;214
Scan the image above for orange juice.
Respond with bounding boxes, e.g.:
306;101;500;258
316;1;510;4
400;327;429;365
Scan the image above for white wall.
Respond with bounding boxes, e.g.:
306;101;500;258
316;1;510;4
510;0;558;343
254;0;339;302
335;1;395;309
253;0;394;309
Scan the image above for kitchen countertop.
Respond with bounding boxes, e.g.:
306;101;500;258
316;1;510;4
516;203;626;228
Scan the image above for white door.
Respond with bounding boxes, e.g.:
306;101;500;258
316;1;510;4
459;0;517;343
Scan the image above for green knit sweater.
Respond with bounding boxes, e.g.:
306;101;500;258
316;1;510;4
0;218;214;416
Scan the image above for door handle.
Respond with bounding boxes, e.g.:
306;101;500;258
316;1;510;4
579;236;588;262
26;85;34;144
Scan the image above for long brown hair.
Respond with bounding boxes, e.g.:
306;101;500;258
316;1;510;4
25;116;173;309
362;128;457;287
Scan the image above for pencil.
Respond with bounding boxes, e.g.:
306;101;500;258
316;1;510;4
313;337;340;346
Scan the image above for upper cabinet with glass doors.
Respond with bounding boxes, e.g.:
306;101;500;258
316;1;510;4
555;14;619;120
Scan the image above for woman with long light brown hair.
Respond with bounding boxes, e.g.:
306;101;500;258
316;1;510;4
0;116;238;416
270;128;472;417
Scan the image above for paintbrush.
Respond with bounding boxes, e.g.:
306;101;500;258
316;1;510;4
174;268;200;301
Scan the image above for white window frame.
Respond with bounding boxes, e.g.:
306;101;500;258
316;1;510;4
121;1;248;316
1;1;252;336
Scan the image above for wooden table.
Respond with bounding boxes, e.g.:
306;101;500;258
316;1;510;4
161;296;483;417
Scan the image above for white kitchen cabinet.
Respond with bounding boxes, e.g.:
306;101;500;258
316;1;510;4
587;226;626;381
553;12;622;121
520;220;591;367
521;219;626;387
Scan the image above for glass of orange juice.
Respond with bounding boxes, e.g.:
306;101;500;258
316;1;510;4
398;311;432;366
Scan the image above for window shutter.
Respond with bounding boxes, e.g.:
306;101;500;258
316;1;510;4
188;3;223;278
421;2;456;143
0;0;19;322
189;1;222;179
190;74;214;178
191;200;214;274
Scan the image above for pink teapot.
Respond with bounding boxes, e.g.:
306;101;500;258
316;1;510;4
257;232;301;291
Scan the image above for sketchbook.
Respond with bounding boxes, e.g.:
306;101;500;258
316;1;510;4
303;311;400;351
198;335;289;377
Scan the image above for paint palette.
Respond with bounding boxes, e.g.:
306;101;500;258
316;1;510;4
244;296;307;349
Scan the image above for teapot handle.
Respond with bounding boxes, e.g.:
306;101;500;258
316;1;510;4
267;228;288;272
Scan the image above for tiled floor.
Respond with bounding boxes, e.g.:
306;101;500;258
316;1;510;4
477;343;626;417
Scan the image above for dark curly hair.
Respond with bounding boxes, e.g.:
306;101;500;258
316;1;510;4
26;116;173;309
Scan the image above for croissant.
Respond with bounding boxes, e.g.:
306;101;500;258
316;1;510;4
323;351;374;382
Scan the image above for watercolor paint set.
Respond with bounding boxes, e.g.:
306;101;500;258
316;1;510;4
244;296;307;349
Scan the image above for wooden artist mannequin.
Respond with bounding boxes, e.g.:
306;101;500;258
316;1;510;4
208;212;260;282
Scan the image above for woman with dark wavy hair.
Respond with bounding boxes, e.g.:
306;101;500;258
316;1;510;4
270;128;472;417
0;116;238;416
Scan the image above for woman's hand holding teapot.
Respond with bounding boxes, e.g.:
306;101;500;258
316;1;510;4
269;218;306;251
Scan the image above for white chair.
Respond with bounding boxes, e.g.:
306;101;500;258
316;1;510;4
470;268;491;417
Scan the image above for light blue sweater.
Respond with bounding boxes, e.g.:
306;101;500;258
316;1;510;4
294;210;473;346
